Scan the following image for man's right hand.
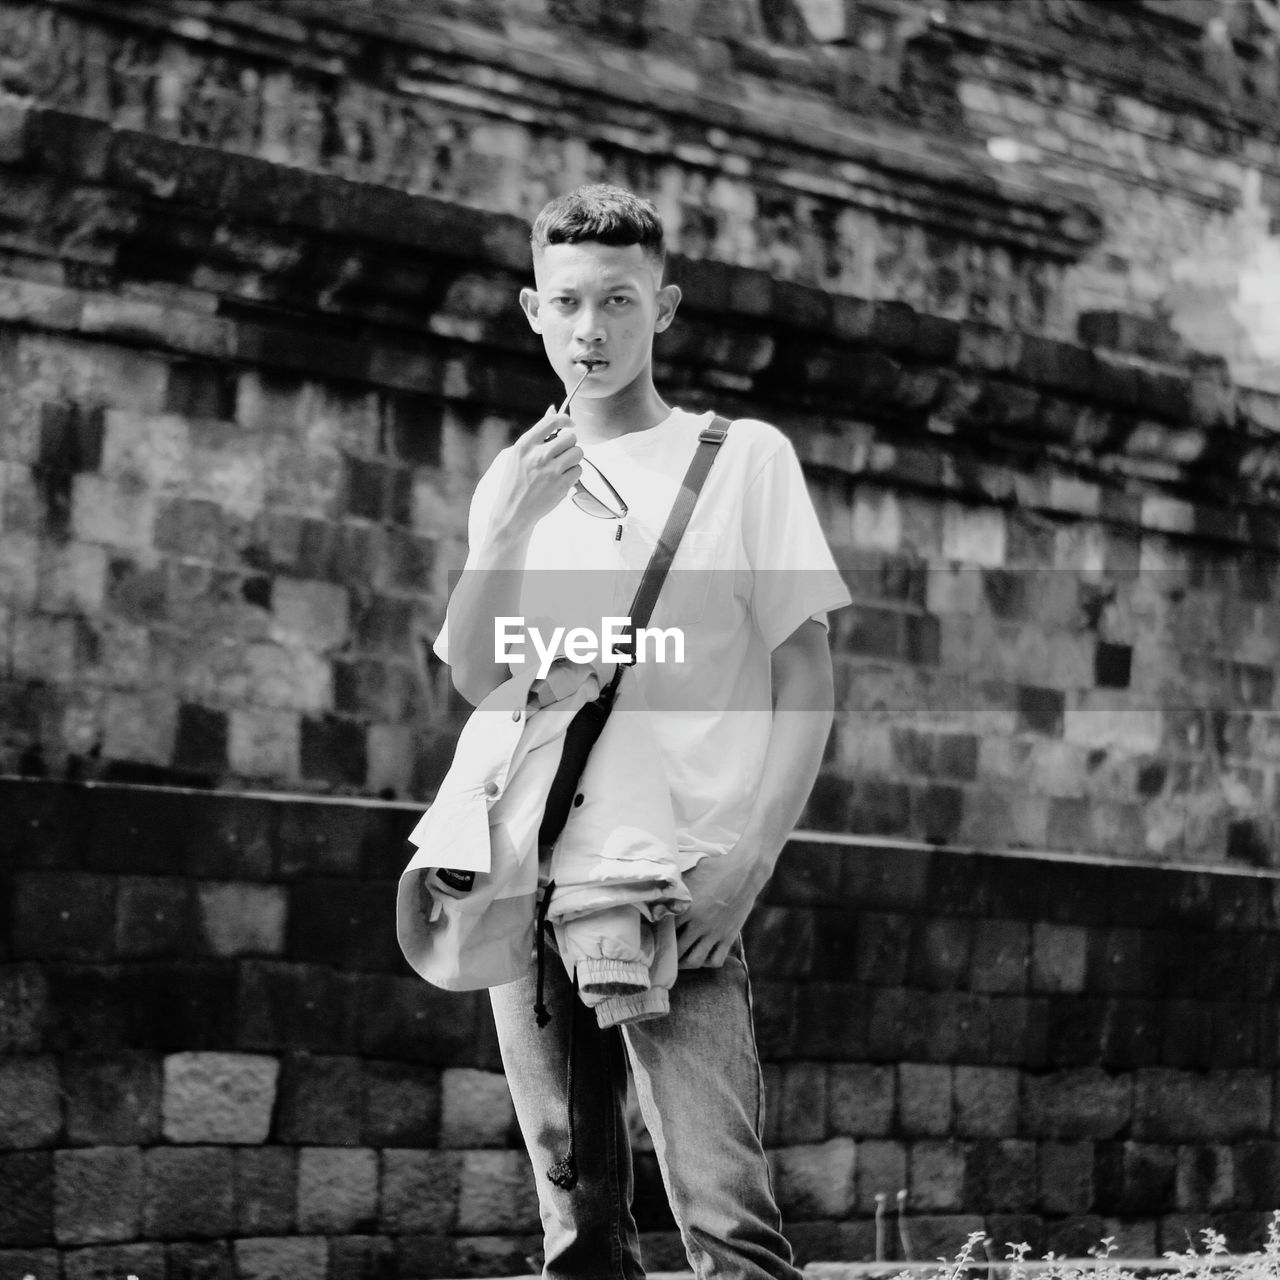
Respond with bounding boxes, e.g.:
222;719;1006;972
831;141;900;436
488;408;584;541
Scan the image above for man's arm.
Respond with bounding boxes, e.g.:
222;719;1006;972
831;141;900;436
446;410;583;705
675;617;835;969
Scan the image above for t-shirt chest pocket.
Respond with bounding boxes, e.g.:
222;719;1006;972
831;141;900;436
652;529;719;626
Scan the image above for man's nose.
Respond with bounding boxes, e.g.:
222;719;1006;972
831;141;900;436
572;305;606;343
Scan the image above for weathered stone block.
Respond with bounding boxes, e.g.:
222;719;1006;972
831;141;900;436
1086;926;1165;998
853;913;913;986
379;1150;461;1234
0;966;49;1055
63;1054;160;1147
233;1148;296;1236
36;541;107;614
361;1060;441;1148
1029;923;1088;994
11;871;116;962
1020;1067;1131;1139
236;961;356;1055
173;703;230;775
770;1138;856;1219
274;1053;362;1145
392;1233;459;1279
40;966;130;1054
0;1151;53;1246
142;1146;234;1239
440;1068;517;1150
1039;1140;1094;1214
941;503;1005;568
196;881;286;957
154;497;227;561
299;713;367;788
62;1242;166;1280
1229;1141;1280;1212
227;709;301;782
1132;1069;1271;1142
854;1139;906;1212
100;690;179;766
126;962;237;1053
296;1147;378;1233
743;906;815;980
114;875;194;959
1017;685;1065;738
827;1063;895;1139
898;1213;987;1261
0;535;40;610
271;577;350;649
70;473;157;549
963;1138;1037;1212
1102;997;1164;1070
898;1064;952;1136
245;644;332;713
285;880;402;973
353;972;478;1065
54;1146;143;1244
366;723;417;797
953;1065;1018;1138
867;988;934;1062
971;920;1029;993
0;1056;61;1148
162;1051;279;1144
0;1250;61;1280
909;917;972;990
1044;996;1109;1067
455;1150;540;1234
1095;1140;1177;1215
1175;1144;1234;1212
759;1062;821;1148
164;1239;235;1280
327;1234;396;1280
233;1236;328;1280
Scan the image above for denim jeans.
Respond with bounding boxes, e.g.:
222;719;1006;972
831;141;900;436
489;938;802;1280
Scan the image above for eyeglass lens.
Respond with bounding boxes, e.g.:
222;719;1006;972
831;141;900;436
572;459;627;520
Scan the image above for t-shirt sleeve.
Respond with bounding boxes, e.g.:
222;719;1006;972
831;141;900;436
432;451;508;666
741;437;852;652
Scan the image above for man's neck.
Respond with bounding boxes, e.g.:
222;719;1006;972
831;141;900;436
570;377;671;444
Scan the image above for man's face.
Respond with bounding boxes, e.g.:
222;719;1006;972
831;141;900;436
519;241;680;402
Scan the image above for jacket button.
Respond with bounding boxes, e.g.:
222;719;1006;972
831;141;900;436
512;708;522;722
573;794;584;807
484;781;500;797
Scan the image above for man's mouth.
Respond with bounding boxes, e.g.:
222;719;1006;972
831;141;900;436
574;357;607;370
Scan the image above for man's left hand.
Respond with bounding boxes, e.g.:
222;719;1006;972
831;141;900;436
675;849;762;969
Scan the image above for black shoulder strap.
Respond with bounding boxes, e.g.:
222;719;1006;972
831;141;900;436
625;414;731;637
537;416;730;850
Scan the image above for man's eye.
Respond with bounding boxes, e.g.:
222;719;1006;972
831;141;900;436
607;296;632;306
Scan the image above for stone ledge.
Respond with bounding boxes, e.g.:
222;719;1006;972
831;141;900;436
0;102;1277;516
41;0;1102;263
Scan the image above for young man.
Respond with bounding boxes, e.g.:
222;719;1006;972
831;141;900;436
435;184;850;1279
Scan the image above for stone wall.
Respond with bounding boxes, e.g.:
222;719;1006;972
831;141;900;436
3;93;1280;866
3;0;1280;384
3;779;1280;1276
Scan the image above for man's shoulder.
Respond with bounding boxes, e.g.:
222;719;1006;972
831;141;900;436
713;415;803;487
708;413;790;460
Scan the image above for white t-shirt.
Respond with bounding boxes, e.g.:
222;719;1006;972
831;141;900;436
436;408;851;866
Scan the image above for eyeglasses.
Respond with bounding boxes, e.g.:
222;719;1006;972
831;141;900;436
547;365;628;521
572;458;628;520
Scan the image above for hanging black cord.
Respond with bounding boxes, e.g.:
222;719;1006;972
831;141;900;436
546;969;580;1191
533;879;556;1029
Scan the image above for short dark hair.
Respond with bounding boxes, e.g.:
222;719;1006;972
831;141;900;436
531;184;665;270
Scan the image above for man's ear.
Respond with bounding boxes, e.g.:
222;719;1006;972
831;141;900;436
519;286;542;332
654;283;682;333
